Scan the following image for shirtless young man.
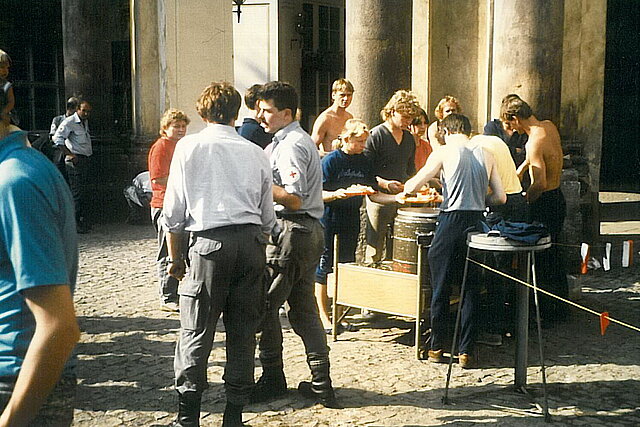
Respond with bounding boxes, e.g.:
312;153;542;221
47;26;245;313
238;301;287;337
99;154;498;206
502;96;569;323
311;78;354;155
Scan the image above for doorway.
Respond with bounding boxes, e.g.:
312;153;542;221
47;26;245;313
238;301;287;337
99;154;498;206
0;1;64;131
600;0;640;191
299;2;345;132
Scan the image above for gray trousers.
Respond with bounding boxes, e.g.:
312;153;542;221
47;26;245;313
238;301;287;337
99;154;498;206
258;215;329;369
152;207;187;303
365;197;397;263
174;224;267;405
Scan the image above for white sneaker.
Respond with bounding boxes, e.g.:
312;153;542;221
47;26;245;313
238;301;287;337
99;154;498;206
161;301;179;312
357;310;379;322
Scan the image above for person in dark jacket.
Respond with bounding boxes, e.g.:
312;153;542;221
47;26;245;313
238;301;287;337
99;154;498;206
237;83;273;148
363;90;421;264
483;93;528;167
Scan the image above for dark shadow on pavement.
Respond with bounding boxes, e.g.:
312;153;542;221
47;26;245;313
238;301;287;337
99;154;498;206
247;379;640;426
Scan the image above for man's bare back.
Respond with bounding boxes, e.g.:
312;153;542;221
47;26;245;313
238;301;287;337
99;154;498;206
523;118;563;202
312;107;353;153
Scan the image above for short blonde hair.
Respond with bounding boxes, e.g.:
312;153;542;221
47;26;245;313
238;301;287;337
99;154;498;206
335;118;369;149
332;78;354;94
0;49;11;66
160;109;190;136
434;96;462;120
380;90;421;121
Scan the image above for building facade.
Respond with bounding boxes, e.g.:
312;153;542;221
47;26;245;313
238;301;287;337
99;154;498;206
1;0;638;238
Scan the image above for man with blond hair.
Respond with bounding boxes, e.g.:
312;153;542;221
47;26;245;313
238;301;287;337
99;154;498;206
427;95;462;146
311;78;354;155
163;82;277;426
363;89;421;264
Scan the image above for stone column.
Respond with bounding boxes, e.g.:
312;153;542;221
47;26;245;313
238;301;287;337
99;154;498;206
346;0;413;128
61;0;133;224
61;0;117;136
490;0;564;122
411;0;430;109
561;0;607;241
130;0;162;142
125;0;164;175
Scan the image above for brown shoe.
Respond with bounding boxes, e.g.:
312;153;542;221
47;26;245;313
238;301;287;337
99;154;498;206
458;353;476;369
427;349;444;363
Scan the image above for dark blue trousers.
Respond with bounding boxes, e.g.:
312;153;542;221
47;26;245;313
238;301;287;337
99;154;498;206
428;210;484;354
65;155;90;226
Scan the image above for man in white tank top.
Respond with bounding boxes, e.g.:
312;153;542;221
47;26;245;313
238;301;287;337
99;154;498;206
402;114;506;368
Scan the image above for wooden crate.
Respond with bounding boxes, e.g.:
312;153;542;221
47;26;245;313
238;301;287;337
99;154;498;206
327;251;426;359
328;264;420;317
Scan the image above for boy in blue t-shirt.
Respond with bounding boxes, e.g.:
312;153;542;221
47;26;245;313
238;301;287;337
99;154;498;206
315;118;397;333
0;89;79;425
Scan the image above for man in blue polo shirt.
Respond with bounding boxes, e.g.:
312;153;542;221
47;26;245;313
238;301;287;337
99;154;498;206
0;90;80;425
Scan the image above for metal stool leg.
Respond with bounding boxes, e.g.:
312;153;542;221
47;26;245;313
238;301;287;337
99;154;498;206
415;246;424;359
531;252;551;422
332;235;339;341
515;252;530;388
443;245;471;404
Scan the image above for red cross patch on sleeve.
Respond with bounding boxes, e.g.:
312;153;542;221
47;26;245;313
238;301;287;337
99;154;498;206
284;167;301;184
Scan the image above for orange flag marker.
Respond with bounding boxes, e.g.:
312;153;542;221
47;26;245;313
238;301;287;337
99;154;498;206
580;243;590;274
600;312;610;335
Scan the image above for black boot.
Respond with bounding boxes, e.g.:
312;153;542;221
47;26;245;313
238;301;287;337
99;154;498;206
250;366;287;403
298;354;342;409
222;401;244;427
171;391;201;427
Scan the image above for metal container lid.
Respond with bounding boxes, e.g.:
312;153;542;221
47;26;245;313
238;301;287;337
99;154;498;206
467;232;552;251
397;207;440;218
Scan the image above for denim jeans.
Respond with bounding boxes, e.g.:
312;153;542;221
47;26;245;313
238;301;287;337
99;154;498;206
365;197;397;263
528;188;568;320
315;217;359;285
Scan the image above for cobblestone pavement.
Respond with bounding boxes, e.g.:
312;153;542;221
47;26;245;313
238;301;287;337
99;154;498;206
72;224;640;426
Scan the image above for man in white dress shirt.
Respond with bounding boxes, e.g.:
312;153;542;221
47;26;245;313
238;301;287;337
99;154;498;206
163;82;277;427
